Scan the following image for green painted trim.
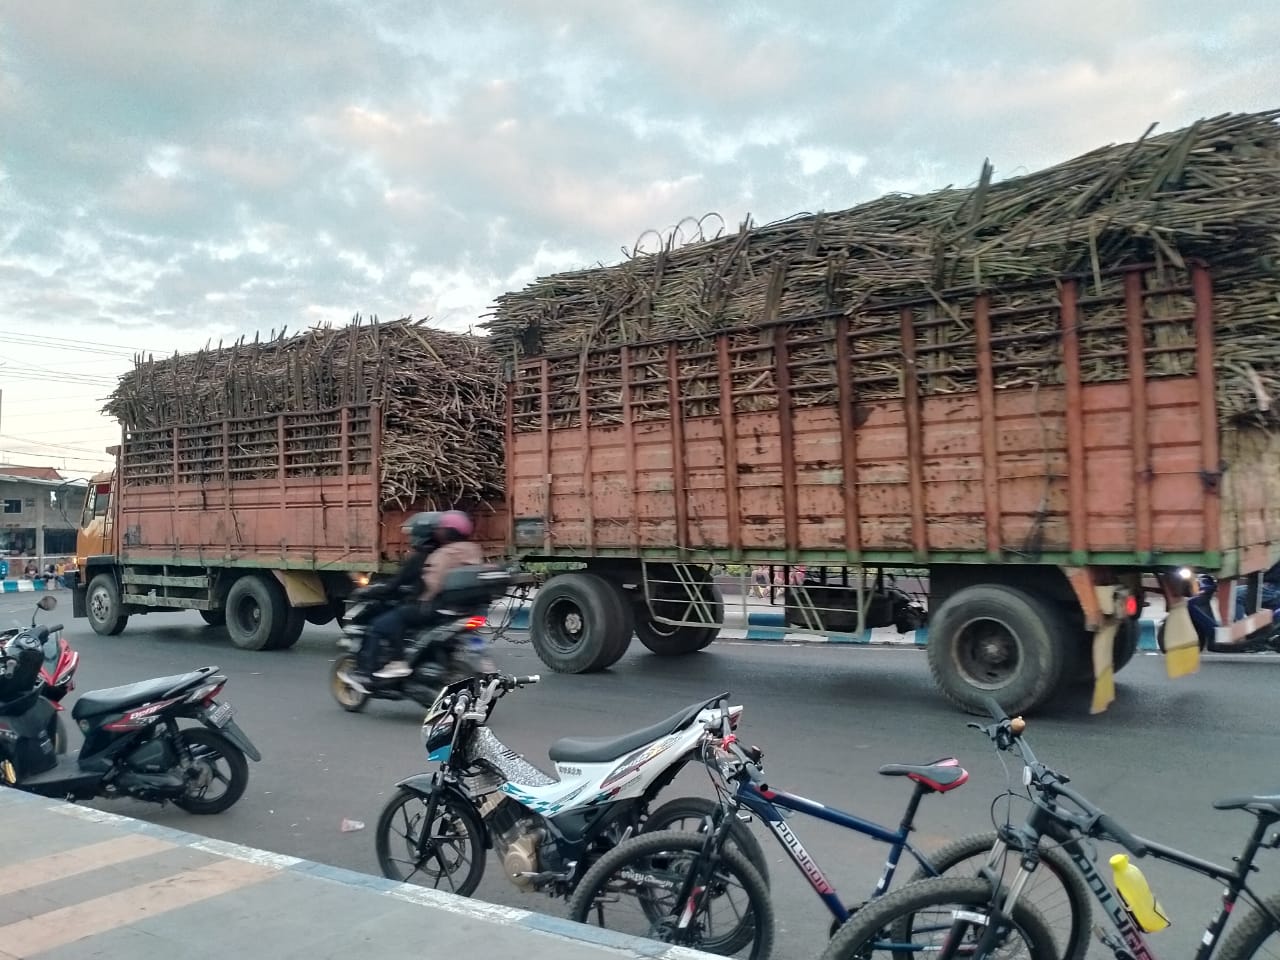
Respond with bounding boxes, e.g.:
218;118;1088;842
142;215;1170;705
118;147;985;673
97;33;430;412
122;593;210;611
118;553;380;574
121;572;210;588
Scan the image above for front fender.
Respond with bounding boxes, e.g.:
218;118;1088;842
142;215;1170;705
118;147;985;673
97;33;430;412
395;772;440;796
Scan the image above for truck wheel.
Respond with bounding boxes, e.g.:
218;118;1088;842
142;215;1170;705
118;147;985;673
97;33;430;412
199;610;226;627
927;584;1066;716
86;573;129;636
225;575;289;651
269;609;305;650
530;573;633;673
635;583;724;655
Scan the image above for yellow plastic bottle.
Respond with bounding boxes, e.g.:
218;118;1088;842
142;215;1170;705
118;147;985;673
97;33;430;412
1110;854;1171;932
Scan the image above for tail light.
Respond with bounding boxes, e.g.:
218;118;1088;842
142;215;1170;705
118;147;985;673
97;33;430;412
728;705;744;729
463;615;487;631
186;680;226;705
1123;594;1140;618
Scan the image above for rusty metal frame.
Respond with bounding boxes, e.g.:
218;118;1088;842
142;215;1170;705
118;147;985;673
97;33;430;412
1060;280;1087;560
716;336;743;555
973;293;1001;559
1124;270;1153;559
834;315;862;563
1192;265;1221;556
666;343;689;555
577;350;595;551
774;326;799;560
620;345;640;551
899;307;927;559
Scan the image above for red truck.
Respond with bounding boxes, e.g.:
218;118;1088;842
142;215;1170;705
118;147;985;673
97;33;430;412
72;408;506;652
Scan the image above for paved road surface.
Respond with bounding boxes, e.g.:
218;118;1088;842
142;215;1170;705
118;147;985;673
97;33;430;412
3;591;1277;960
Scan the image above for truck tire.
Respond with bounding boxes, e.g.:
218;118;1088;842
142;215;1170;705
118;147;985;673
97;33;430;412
225;575;290;651
635;581;724;656
199;609;226;627
927;584;1067;716
86;573;129;636
530;573;633;673
269;609;305;650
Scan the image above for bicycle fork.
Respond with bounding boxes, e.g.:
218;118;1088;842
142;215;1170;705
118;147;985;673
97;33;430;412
937;839;1038;960
671;802;740;937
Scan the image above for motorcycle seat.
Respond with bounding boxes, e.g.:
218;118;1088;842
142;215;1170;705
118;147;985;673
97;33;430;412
72;667;219;721
1214;794;1280;817
877;757;969;793
548;695;726;764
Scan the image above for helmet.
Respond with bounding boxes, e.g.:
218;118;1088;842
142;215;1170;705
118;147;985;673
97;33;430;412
403;509;474;549
436;509;474;544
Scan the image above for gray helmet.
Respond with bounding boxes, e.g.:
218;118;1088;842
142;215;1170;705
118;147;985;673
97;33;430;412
403;512;441;549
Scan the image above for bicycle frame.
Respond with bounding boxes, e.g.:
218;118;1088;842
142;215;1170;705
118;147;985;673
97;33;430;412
733;777;940;926
996;801;1280;960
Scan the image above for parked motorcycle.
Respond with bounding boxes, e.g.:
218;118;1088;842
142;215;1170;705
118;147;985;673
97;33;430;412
0;597;79;753
374;672;769;900
0;597;261;813
331;565;533;712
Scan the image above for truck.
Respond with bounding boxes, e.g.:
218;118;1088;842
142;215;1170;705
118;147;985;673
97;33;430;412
487;111;1280;715
72;407;508;652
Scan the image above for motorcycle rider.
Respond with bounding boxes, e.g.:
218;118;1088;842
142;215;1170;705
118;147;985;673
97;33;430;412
350;512;436;686
375;509;483;680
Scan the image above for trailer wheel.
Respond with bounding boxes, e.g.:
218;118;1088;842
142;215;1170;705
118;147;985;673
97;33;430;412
199;610;226;627
635;581;724;656
927;584;1066;716
530;573;633;673
225;575;289;651
86;573;129;636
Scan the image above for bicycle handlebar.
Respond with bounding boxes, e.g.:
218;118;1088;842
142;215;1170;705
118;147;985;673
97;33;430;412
973;697;1149;857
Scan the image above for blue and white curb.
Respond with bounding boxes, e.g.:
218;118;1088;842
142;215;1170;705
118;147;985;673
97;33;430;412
491;597;1163;651
1;579;47;593
0;789;716;960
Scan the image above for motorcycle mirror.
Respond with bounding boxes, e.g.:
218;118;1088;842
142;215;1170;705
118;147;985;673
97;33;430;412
37;596;58;611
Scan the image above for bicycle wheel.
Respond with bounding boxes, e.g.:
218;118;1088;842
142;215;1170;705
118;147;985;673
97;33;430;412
567;829;773;959
642;795;771;884
375;787;486;896
821;876;1057;960
916;831;1091;960
1217;891;1280;960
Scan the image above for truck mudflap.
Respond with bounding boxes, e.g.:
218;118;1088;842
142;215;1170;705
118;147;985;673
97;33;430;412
72;585;87;620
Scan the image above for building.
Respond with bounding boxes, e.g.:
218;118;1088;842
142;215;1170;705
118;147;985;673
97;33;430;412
0;466;88;568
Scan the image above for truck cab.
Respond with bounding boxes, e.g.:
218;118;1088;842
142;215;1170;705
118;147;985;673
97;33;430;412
76;469;115;569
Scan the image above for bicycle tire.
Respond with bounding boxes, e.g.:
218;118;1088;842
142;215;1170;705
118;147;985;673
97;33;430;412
915;830;1091;960
568;829;774;959
821;875;1058;960
1216;891;1280;960
642;795;771;885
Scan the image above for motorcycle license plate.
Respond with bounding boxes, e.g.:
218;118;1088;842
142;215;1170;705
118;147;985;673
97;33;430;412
206;702;234;728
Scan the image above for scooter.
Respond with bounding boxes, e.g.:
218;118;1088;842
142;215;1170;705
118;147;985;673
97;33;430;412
330;565;533;713
374;672;769;899
0;598;79;753
0;596;261;814
1160;568;1280;654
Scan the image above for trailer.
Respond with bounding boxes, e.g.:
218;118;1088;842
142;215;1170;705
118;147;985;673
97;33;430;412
72;406;506;651
501;261;1279;715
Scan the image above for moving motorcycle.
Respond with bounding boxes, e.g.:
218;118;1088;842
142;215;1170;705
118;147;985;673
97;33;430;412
1160;568;1280;654
0;597;261;813
331;565;532;712
374;672;769;900
0;597;79;753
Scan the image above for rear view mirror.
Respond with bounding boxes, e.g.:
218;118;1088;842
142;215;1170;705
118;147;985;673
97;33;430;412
37;595;58;611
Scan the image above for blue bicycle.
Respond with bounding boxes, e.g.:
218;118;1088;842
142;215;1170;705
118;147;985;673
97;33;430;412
567;700;1089;960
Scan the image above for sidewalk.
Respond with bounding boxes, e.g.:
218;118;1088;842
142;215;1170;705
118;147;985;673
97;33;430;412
0;790;711;960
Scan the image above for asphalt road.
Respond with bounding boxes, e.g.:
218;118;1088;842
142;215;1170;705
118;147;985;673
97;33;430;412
3;590;1279;960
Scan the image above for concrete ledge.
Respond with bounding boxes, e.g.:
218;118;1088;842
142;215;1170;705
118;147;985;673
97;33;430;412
0;788;715;960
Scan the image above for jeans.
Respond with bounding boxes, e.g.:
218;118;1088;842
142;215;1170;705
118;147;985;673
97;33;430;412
359;606;412;672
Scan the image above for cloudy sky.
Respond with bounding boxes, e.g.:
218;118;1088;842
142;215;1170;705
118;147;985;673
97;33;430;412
1;0;1277;476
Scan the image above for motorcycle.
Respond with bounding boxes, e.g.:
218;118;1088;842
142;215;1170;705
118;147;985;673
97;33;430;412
1160;568;1280;654
373;672;770;900
0;596;261;813
331;565;532;712
0;597;79;754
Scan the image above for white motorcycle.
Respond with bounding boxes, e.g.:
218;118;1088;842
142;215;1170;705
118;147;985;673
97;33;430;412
374;672;769;899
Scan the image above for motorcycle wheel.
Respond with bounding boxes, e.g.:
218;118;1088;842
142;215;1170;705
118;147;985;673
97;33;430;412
376;786;487;897
330;654;370;712
172;728;250;815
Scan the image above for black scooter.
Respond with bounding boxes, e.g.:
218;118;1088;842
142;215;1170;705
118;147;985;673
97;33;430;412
0;596;261;814
330;565;532;713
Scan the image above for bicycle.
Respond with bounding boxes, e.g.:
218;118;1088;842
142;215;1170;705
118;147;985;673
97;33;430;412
567;700;1090;960
820;698;1280;960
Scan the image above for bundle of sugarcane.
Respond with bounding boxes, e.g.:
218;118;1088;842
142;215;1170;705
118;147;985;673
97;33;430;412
104;316;505;509
488;110;1280;427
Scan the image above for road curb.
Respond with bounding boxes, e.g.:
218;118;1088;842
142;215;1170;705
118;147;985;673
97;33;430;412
0;789;716;960
1;579;47;593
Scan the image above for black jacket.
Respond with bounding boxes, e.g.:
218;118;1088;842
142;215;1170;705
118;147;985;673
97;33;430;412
387;547;430;595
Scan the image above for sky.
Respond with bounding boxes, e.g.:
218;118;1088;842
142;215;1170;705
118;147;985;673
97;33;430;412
0;0;1277;477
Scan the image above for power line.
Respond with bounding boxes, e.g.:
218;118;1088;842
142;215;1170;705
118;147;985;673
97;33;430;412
0;365;116;387
0;331;143;357
0;434;109;455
